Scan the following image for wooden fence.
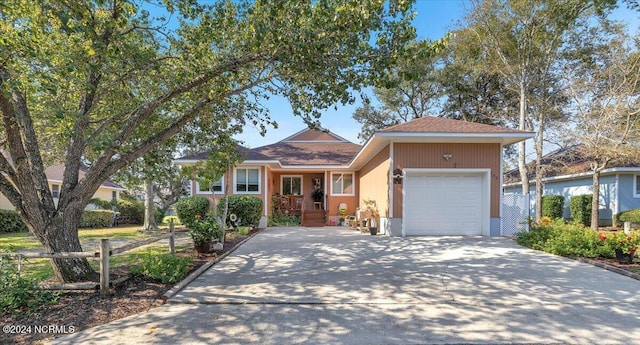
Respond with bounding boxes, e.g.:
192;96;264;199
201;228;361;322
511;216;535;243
4;222;177;297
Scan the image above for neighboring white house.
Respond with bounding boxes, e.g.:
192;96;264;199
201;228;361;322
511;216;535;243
503;146;640;225
0;162;125;211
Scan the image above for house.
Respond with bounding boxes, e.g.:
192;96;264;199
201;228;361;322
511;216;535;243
503;146;640;226
176;116;533;236
0;162;125;210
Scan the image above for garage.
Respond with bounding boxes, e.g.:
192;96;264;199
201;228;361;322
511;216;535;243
402;169;489;236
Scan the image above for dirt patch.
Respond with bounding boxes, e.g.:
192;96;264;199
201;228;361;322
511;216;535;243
0;229;259;345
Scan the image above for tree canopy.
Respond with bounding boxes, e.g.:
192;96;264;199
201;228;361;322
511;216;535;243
0;0;417;282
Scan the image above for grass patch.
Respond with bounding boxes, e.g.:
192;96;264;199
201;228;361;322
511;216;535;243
0;225;184;283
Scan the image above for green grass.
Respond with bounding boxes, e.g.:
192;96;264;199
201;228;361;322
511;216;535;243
0;225;186;283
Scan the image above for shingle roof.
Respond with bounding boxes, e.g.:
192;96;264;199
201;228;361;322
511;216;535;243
252;141;362;166
176;144;272;161
379;116;524;134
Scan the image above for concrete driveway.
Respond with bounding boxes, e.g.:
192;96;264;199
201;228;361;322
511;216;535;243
53;227;640;344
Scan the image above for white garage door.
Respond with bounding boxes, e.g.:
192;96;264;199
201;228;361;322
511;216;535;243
403;173;485;236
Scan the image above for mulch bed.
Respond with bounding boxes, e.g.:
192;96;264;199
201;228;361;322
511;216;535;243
0;229;260;345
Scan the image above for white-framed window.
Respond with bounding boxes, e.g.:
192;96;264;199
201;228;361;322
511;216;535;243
51;184;60;199
331;172;354;196
196;176;224;194
235;167;260;194
111;191;117;201
281;175;303;195
634;174;640;198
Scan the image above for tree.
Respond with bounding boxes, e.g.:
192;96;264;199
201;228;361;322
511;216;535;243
0;0;416;282
352;39;445;141
562;22;640;230
464;0;615;220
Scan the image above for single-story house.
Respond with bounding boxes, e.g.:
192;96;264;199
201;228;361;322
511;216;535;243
503;146;640;225
176;116;533;236
0;162;125;211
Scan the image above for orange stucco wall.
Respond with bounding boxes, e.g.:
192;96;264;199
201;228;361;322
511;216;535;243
392;143;501;217
358;145;390;217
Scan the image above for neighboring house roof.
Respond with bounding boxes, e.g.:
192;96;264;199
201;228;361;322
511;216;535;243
0;151;124;190
504;146;640;185
45;163;125;190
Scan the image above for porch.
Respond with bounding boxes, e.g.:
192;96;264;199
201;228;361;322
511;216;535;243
272;194;326;227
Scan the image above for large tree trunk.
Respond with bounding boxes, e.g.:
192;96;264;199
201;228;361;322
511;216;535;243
44;203;98;282
517;79;530;195
142;178;158;232
591;170;600;231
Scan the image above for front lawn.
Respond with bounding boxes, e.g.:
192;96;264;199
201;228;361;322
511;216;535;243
0;225;189;282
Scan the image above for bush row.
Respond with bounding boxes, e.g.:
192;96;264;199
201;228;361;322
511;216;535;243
175;195;264;229
516;219;613;258
538;194;593;226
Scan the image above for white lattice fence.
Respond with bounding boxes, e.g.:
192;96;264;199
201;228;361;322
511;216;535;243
501;194;530;236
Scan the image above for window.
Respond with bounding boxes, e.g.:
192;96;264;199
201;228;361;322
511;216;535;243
196;176;224;194
331;173;354;195
111;191;117;201
51;184;60;199
235;168;260;193
281;176;302;195
635;175;640;198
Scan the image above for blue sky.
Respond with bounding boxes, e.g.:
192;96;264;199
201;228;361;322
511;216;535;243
234;1;640;148
236;0;468;147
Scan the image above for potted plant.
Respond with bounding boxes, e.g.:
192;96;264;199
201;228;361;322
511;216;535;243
189;215;223;254
363;199;379;235
598;231;640;264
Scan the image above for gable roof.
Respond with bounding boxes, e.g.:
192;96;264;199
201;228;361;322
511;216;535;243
503;145;640;185
252;128;361;166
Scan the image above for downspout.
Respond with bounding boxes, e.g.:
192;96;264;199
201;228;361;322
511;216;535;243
389;142;394;218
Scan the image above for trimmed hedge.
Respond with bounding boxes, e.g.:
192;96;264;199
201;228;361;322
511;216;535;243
515;220;612;258
79;210;115;229
0;210;27;233
570;194;592;226
616;208;640;225
541;195;564;219
217;195;263;227
175;196;210;228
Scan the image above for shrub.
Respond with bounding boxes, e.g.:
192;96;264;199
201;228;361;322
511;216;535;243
0;255;59;315
570;194;593;226
116;199;145;225
0;210;27;233
217;195;263;227
516;220;611;258
541;195;564;219
268;214;301;226
79;210;115;228
131;253;193;284
175;196;210;228
616;208;640;225
162;216;181;225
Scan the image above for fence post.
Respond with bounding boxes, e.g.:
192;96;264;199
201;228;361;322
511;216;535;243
100;239;110;298
17;254;22;277
169;220;175;254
